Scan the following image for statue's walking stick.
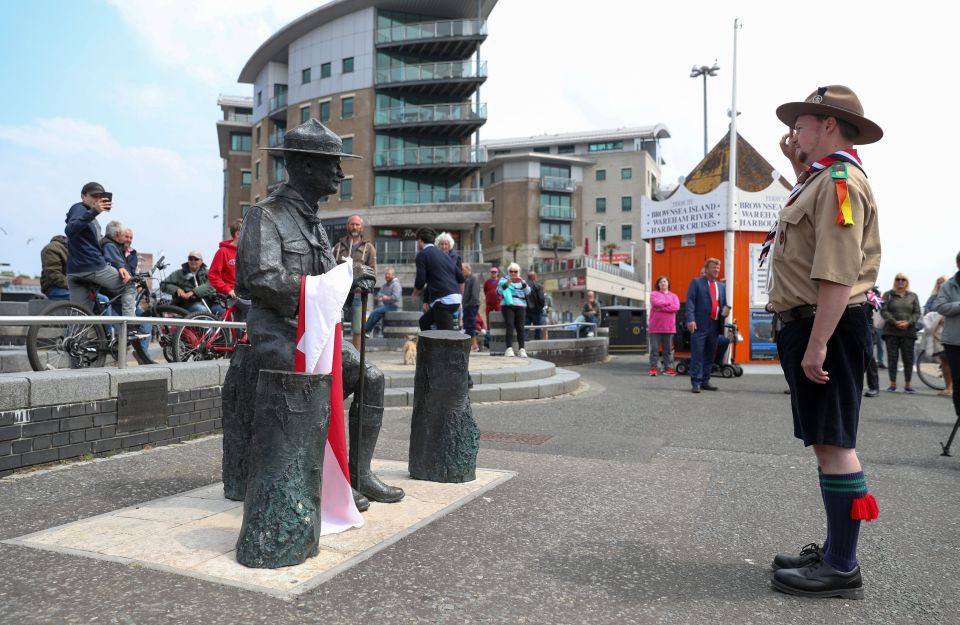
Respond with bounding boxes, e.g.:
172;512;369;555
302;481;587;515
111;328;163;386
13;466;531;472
354;292;368;482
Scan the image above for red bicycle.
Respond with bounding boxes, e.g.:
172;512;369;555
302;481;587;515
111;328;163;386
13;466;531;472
172;299;248;362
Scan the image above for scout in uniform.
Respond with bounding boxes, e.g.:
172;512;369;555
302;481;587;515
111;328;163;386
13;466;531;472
760;85;882;599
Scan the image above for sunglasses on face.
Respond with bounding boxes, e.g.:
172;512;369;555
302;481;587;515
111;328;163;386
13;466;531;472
895;278;907;282
188;257;201;261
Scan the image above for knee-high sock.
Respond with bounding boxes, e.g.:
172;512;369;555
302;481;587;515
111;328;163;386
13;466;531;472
819;471;879;572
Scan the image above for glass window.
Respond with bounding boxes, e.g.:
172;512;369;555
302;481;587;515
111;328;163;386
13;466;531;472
621;196;632;211
588;141;623;152
300;106;310;123
596;197;606;212
319;101;331;122
241;171;252;187
240;203;251;217
320;62;331;78
541;164;571;179
490;198;495;214
621;167;632;179
596;169;606;181
489;227;495;242
342;137;353;154
340;178;353;201
230;132;251;152
301;67;311;84
342;96;354;119
490;171;496;183
557;144;575;154
255;125;261;145
622;224;632;240
271;156;285;184
255;161;260;180
343;57;354;73
599;225;606;241
533;146;550;153
257;91;262;107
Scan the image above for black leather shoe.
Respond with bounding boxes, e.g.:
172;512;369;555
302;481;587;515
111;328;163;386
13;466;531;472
700;383;719;391
352;488;370;513
864;388;879;397
772;542;822;570
772;559;863;599
691;385;701;394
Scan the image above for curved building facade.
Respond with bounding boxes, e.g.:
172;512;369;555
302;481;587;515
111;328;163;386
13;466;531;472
219;0;497;262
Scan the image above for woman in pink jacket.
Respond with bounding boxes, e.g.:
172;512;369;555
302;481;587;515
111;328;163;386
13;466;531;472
648;276;680;376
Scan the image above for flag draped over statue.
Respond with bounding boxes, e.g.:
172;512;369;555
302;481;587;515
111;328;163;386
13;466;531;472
295;262;364;535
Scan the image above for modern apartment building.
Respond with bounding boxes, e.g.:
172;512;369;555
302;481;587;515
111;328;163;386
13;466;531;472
217;0;496;264
478;126;670;318
216;95;255;237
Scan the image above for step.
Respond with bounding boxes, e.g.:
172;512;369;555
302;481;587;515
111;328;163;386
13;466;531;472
380;357;555;390
381;367;580;407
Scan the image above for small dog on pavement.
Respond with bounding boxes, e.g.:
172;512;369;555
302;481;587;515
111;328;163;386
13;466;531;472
402;335;418;365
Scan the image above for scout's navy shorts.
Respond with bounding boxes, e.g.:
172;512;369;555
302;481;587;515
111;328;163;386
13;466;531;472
776;305;870;448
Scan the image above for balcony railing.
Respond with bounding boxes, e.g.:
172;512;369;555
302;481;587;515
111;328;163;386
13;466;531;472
539;235;574;250
534;256;639;281
225;112;253;123
374;188;485;205
374;102;487;126
376;19;486;44
375;60;487;85
267;133;285;148
539;205;575;221
268;92;287;112
374;145;487;169
540;176;576;192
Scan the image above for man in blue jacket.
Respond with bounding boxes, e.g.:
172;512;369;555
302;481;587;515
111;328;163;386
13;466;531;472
412;227;464;332
685;258;727;393
65;182;136;320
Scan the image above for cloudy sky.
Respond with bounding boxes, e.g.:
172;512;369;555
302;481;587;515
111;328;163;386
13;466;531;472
1;0;957;297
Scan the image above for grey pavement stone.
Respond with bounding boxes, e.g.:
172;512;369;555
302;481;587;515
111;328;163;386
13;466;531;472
215;359;231;385
497;380;540;401
383;389;408;408
467;384;500;403
28;370;110;407
536;378;565;399
0;376;29;411
169;362;220;391
106;366;172;395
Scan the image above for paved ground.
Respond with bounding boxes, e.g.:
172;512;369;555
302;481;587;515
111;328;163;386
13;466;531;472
1;354;958;624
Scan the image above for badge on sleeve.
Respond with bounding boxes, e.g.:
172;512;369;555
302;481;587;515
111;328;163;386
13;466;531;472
831;163;854;226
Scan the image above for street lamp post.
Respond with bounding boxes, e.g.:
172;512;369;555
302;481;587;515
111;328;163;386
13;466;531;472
595;223;605;263
690;61;720;156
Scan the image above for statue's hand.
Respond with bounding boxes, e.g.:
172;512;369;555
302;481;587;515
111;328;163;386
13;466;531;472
352;263;376;294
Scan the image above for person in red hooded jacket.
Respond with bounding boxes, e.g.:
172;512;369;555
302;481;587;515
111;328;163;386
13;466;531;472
208;218;249;320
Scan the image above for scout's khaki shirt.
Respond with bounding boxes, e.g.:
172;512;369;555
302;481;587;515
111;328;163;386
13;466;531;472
767;164;880;312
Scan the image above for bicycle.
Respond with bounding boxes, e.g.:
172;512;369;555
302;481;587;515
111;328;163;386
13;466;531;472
915;328;947;391
26;256;188;371
172;298;248;362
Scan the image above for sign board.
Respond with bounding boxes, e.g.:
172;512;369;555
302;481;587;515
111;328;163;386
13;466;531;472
117;379;169;434
680;234;696;247
749;243;769;307
640;183;727;238
654;238;664;252
749;310;778;361
732;181;789;232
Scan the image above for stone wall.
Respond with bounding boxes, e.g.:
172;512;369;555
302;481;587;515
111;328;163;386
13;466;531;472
0;361;230;477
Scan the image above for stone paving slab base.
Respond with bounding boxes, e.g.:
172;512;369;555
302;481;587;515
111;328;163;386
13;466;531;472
3;460;514;599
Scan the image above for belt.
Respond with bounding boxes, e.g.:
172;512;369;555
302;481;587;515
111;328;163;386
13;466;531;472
776;303;864;325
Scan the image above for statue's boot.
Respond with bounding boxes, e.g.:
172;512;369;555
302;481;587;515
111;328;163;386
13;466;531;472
352;488;370;512
349;401;405;503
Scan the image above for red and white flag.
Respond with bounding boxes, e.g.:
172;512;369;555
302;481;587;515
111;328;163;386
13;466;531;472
295;262;364;535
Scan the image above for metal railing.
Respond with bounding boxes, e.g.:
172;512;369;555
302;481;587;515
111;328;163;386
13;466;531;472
374;102;486;125
376;18;486;44
538;235;574;250
0;315;245;370
374;188;485;205
533;255;639;281
374;145;487;168
539;205;575;220
225;112;253;123
268;92;287;112
267;132;285;148
540;176;576;192
375;60;487;85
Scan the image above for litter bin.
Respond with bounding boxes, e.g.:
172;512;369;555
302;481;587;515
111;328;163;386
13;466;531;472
602;305;647;353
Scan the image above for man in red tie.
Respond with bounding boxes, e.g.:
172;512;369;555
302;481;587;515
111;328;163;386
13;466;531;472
685;258;727;393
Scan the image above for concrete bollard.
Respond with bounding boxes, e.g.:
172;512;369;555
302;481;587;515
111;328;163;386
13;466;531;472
408;330;479;483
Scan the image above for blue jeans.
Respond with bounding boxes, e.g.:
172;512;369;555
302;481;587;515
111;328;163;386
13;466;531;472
364;303;397;333
46;287;70;300
690;328;718;387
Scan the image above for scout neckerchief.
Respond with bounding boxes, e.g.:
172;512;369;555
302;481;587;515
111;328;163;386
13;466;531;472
758;149;865;267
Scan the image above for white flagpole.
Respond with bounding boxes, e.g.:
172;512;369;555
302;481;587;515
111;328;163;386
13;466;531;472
724;18;741;363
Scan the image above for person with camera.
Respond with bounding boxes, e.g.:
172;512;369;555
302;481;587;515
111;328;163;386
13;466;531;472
64;182;136;320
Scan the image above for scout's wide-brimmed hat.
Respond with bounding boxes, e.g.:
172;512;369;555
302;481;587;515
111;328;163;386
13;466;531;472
776;85;883;144
262;118;361;158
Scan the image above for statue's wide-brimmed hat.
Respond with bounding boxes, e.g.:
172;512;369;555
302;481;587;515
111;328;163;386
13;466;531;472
262;119;361;158
776;85;883;144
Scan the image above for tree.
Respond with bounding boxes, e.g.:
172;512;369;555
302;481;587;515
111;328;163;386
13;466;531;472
549;233;566;262
506;240;522;263
603;242;619;265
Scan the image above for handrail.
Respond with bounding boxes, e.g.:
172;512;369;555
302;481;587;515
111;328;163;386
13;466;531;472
0;315;246;371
